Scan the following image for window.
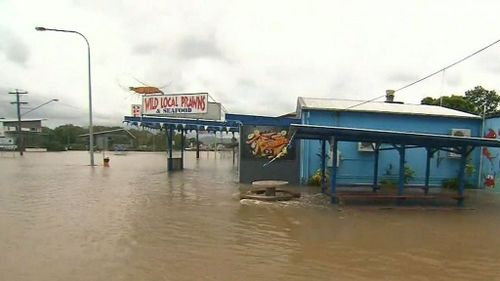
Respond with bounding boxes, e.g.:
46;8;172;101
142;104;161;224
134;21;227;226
358;142;375;152
449;129;471;158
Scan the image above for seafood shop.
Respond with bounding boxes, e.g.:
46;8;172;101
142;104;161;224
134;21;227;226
124;92;500;204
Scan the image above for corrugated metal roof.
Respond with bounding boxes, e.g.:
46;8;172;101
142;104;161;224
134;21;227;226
79;128;137;139
297;97;481;119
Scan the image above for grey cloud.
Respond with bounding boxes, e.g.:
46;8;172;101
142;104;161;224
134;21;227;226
0;87;26;118
0;90;117;128
445;73;462;87
386;71;420;83
0;27;30;66
328;72;361;99
177;36;226;61
238;79;258;88
479;53;500;74
330;79;350;96
132;43;158;55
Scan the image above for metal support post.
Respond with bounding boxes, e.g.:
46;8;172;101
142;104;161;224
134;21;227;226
196;129;200;159
330;138;338;204
457;146;467;207
424;148;433;195
398;145;406;196
373;143;380;192
180;129;184;170
9;90;28;156
320;139;326;192
167;126;173;171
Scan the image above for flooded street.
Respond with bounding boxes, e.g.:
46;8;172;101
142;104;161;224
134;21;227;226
1;151;500;281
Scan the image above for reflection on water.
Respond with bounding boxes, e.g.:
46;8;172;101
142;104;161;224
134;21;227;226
1;151;500;280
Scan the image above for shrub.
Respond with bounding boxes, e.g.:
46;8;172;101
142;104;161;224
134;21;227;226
45;141;66;151
379;179;397;190
442;178;459;190
442;178;475;190
308;169;329;186
404;165;415;184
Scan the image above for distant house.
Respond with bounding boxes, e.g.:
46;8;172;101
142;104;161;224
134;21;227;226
79;128;136;150
0;136;16;150
0;118;44;150
0;118;43;135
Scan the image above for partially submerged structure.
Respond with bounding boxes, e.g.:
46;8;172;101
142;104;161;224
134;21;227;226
295;97;482;187
123;93;500;204
0;118;44;150
79;128;137;151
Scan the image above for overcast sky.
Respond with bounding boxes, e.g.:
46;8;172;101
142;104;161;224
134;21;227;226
1;0;500;128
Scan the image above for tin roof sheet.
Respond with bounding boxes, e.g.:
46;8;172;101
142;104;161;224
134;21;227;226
297;97;480;119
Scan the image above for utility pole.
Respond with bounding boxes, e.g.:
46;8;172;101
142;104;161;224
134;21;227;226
9;90;28;156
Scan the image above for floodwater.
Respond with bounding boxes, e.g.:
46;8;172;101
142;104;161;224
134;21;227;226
1;151;500;281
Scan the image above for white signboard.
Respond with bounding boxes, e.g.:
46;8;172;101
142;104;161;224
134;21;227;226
160;102;222;120
142;93;208;115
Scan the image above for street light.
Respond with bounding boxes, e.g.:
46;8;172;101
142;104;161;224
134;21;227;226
21;98;59;117
35;26;95;166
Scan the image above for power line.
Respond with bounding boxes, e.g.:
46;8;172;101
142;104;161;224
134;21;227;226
344;38;500;110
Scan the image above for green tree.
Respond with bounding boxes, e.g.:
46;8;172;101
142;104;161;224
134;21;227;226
421;95;476;114
464;86;500;115
173;133;187;150
42;127;66;151
53;124;86;147
421;86;500;115
128;128;166;151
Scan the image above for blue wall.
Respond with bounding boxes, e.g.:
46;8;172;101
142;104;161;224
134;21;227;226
300;110;482;187
480;116;500;191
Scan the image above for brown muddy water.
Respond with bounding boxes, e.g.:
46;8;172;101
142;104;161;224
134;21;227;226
1;151;500;281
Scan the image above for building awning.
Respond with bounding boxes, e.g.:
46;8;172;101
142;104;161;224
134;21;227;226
290;124;500;206
290;124;500;148
123;116;240;132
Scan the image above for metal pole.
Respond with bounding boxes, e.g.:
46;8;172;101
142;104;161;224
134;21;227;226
398;145;406;196
168;126;173;171
330;138;338;204
16;91;22;156
196;129;200;159
87;39;95;166
320;139;326;192
180;129;184;170
373;143;379;192
35;27;94;166
232;132;236;165
457;147;468;207
21;99;58;117
9;90;28;156
16;91;23;156
424;148;433;195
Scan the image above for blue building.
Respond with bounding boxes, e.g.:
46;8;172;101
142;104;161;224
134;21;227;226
123;94;500;195
296;96;483;188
